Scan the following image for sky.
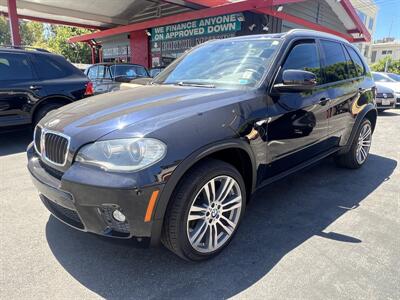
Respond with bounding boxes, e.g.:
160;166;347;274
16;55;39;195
373;0;400;40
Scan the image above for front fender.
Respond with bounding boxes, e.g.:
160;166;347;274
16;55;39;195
150;138;256;245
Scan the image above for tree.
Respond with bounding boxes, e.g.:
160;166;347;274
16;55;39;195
45;25;93;63
0;16;93;63
0;16;44;46
371;56;400;74
0;16;11;45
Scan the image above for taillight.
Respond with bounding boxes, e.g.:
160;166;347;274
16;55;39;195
84;82;94;96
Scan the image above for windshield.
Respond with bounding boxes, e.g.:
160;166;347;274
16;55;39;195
150;68;164;78
386;73;400;82
154;39;281;88
111;65;149;78
373;72;396;82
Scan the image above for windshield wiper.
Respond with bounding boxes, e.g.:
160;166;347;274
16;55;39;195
175;81;215;88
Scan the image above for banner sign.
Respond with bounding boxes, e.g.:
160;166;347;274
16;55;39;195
151;13;242;41
103;46;130;59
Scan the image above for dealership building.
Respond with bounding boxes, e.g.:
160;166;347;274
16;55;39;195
1;0;371;67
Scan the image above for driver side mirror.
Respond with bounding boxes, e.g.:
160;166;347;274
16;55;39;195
274;69;317;92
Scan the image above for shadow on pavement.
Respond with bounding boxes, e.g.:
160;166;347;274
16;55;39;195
377;110;400;117
45;154;396;299
0;128;32;156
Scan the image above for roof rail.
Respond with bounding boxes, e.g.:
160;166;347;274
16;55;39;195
0;45;50;53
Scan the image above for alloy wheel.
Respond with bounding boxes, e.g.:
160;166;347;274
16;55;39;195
356;123;372;164
186;175;242;253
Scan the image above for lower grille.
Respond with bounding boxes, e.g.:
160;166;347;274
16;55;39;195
39;159;64;180
42;196;84;229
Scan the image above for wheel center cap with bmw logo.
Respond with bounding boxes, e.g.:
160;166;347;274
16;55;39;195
211;208;218;218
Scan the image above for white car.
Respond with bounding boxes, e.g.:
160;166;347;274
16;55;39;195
372;72;400;106
375;83;396;110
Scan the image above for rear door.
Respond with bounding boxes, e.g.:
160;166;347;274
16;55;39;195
267;39;331;175
0;51;45;126
86;65;104;94
319;40;359;147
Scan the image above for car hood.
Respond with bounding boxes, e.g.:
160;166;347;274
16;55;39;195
39;85;250;148
375;82;400;93
375;82;396;93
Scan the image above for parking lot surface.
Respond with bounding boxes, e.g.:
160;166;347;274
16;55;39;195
1;110;399;300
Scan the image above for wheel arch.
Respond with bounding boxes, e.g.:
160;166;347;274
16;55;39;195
31;95;73;121
150;139;257;245
339;104;377;154
364;108;377;133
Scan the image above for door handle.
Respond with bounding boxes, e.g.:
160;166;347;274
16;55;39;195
29;85;42;90
319;97;331;105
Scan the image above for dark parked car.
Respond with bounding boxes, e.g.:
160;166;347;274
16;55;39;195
85;63;150;94
0;46;93;128
28;30;377;261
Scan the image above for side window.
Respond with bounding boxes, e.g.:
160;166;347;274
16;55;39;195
343;45;357;79
0;53;35;81
346;46;365;77
277;40;322;84
34;55;68;79
97;65;106;78
87;66;98;80
321;40;350;83
104;67;112;79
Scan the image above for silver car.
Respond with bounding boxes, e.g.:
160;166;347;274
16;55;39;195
85;63;150;94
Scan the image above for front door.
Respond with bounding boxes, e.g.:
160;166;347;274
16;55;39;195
266;39;331;177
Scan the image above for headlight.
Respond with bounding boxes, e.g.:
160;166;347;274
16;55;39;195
75;138;166;172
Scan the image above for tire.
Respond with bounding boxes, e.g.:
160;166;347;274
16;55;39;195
335;118;372;169
161;159;246;261
33;104;63;127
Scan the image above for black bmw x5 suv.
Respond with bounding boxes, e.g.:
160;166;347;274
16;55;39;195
28;30;377;261
0;46;93;128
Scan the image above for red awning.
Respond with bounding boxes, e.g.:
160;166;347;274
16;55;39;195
68;0;371;43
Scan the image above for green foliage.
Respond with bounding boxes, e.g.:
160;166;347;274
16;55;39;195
371;57;400;74
0;17;93;63
1;16;45;46
44;25;93;63
0;16;11;45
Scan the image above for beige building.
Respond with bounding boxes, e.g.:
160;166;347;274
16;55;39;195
350;0;378;62
370;39;400;63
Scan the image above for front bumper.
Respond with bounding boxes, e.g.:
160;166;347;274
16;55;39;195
375;97;396;109
27;143;165;241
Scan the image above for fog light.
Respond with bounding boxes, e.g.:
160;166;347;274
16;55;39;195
112;209;126;222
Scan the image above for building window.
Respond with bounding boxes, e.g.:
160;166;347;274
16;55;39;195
364;45;369;57
382;50;393;55
371;50;377;63
368;18;374;30
356;9;367;24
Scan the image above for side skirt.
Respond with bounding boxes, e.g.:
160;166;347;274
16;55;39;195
256;147;341;191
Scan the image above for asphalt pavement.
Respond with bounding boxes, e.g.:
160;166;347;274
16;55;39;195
0;110;399;300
